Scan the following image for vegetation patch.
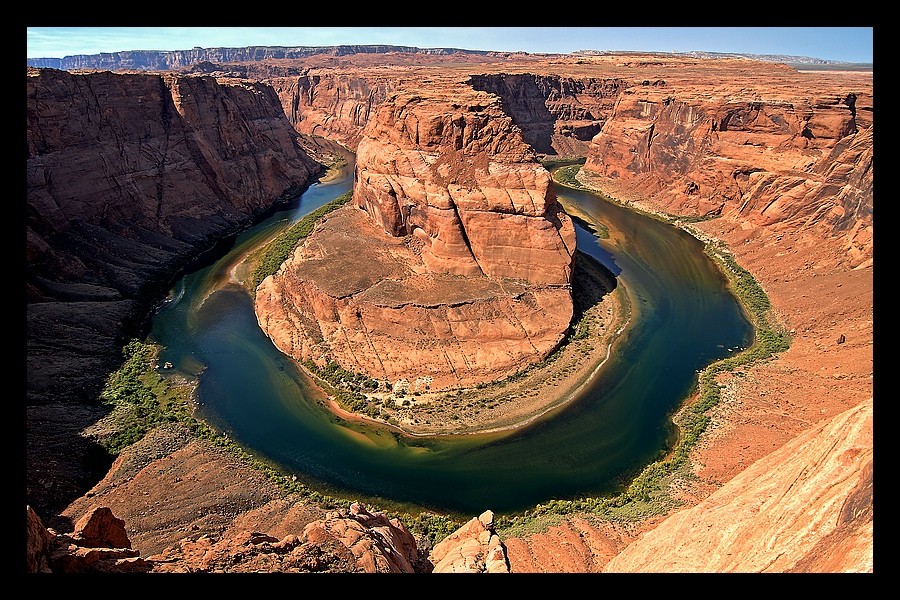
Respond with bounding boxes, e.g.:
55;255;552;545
301;359;388;420
406;512;464;548
248;191;352;290
96;339;342;509
97;340;195;454
552;164;588;189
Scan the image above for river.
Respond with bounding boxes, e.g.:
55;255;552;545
148;163;753;517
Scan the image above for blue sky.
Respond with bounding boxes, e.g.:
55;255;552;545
26;27;874;64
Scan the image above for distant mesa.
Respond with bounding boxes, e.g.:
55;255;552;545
26;45;500;71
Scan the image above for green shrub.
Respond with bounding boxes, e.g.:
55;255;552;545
405;512;462;547
250;192;352;289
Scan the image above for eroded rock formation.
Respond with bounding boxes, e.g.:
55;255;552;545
27;45;497;71
149;502;425;573
26;67;320;518
581;81;873;268
429;510;510;573
26;505;151;573
604;398;873;572
256;85;576;390
27;502;429;574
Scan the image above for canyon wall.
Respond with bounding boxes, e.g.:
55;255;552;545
581;83;873;267
266;73;397;149
26;67;320;516
265;71;623;155
255;85;576;390
468;74;625;156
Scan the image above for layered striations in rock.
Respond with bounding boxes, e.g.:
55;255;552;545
256;86;576;390
26;67;320;518
27;45;497;71
582;78;872;267
604;397;873;573
27;67;320;406
468;73;625;156
267;73;397;149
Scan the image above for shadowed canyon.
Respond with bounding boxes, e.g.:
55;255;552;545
26;46;873;573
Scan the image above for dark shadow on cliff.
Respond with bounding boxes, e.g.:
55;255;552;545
469;74;557;154
571;217;622;277
570;250;618;332
26;404;116;530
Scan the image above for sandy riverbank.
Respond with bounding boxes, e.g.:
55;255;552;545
341;252;627;437
255;249;628;439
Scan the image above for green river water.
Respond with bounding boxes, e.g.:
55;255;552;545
148;164;753;516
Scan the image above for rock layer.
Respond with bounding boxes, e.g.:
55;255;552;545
582;79;872;268
604;397;873;572
468;73;625;156
268;73;397;149
256;86;576;389
26;67;320;518
27;67;320;406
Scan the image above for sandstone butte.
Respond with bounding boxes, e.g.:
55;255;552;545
255;84;577;390
25;49;873;573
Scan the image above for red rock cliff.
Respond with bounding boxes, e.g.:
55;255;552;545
467;73;625;156
255;84;576;390
267;73;397;149
27;68;320;404
26;67;320;519
582;78;872;267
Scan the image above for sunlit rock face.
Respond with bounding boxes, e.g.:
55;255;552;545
582;81;872;268
256;84;576;390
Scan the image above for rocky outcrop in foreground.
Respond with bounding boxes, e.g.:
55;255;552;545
148;502;425;573
604;397;873;572
256;85;576;390
28;392;870;573
27;501;512;574
429;510;510;573
27;505;151;573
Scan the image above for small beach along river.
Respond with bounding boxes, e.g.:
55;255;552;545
148;165;753;517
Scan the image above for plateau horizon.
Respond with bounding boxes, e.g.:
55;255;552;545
25;26;874;64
